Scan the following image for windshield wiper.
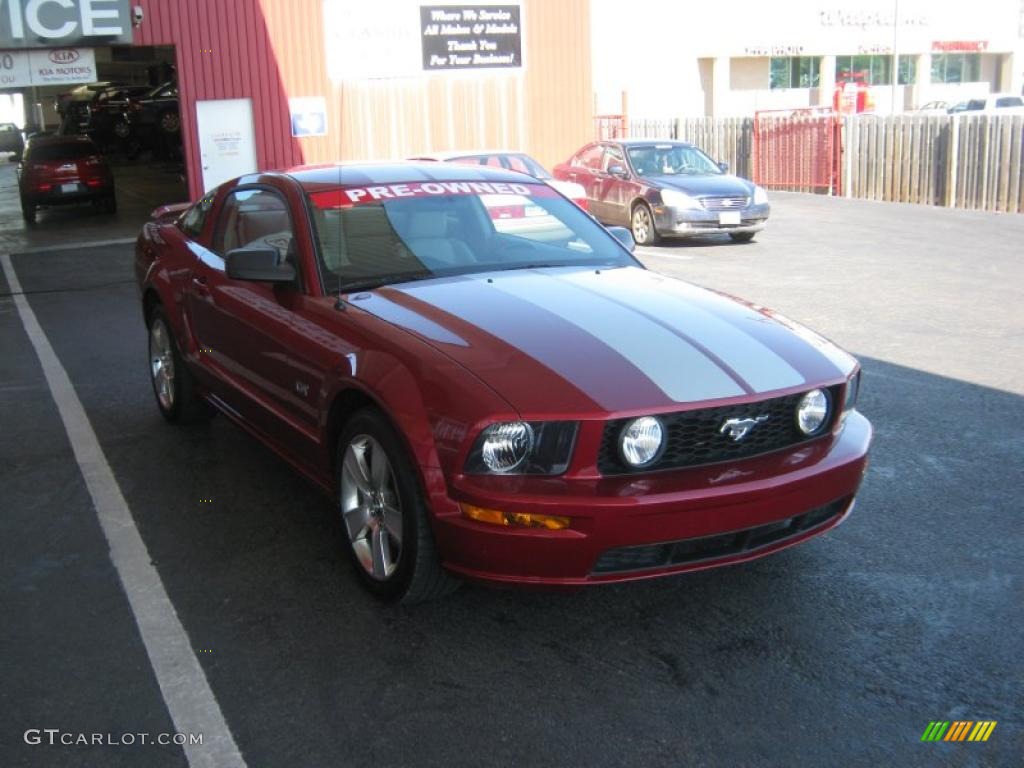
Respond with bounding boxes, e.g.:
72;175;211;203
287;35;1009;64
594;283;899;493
336;272;432;293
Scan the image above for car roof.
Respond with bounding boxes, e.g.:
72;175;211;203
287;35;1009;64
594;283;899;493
25;134;97;147
411;149;532;161
614;139;697;148
283;161;539;189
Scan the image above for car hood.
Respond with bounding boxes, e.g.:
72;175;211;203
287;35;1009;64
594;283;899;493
647;173;754;197
357;266;856;415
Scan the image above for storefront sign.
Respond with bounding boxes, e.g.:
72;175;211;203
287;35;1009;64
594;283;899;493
0;0;132;49
289;97;327;137
323;1;523;80
932;40;989;52
0;46;96;87
420;5;522;70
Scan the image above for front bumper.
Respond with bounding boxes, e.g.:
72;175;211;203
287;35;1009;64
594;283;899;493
427;411;871;586
654;202;770;238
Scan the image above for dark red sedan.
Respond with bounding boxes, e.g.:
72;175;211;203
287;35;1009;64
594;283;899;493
135;163;871;602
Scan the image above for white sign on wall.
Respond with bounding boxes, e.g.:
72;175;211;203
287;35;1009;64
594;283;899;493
0;47;97;87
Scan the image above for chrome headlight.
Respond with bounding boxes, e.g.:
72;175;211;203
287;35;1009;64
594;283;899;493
753;185;769;205
619;416;664;467
796;389;830;435
465;421;578;475
660;188;700;210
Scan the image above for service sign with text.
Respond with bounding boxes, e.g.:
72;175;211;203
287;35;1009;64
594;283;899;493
420;6;522;71
0;0;132;49
0;47;97;87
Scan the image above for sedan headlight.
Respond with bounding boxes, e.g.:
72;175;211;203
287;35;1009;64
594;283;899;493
465;421;578;475
619;416;664;467
660;188;700;210
753;185;769;205
796;389;831;435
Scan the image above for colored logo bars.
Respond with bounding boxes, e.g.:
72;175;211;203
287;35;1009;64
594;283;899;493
921;721;997;742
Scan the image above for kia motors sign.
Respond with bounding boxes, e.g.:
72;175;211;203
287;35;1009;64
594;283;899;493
0;0;132;48
0;46;97;87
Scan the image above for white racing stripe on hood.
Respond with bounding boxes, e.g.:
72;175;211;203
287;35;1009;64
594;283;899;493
491;272;746;402
562;269;806;393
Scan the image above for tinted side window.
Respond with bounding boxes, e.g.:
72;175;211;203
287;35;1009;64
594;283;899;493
178;193;214;239
214;188;294;262
577;145;604;169
603;145;625;172
995;97;1023;108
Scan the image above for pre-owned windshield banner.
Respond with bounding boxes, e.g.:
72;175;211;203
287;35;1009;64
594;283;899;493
310;181;556;208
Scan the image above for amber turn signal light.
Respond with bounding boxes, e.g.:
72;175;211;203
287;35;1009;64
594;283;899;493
460;503;569;530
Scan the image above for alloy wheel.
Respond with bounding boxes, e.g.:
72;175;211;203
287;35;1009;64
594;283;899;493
632;205;653;245
340;435;403;580
149;318;175;411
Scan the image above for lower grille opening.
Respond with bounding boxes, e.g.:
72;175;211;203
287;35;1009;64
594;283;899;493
590;496;850;575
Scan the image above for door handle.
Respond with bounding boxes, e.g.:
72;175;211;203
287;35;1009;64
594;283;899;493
191;275;210;296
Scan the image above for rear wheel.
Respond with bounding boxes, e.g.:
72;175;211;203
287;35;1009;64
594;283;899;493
631;202;658;246
159;111;180;134
21;198;36;224
728;232;756;243
337;408;459;603
147;306;214;424
101;192;117;214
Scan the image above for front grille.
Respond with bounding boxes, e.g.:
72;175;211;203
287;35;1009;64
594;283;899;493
597;387;840;475
591;497;850;574
700;196;750;211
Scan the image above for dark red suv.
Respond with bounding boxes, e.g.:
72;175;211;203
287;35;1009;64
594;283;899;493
18;136;116;224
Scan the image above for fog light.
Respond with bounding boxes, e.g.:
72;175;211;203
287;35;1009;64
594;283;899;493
796;389;830;435
460;503;570;530
619;416;664;467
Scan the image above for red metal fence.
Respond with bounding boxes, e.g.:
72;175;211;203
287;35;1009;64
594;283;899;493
594;114;627;140
752;108;842;194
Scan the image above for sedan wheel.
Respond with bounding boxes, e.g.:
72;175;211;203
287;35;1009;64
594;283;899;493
149;317;176;412
113;120;131;139
340;435;403;581
631;204;657;245
160;111;181;133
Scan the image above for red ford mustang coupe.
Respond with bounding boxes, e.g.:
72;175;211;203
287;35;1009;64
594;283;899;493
135;163;871;602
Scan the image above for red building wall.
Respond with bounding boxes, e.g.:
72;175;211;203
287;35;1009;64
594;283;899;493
132;0;308;200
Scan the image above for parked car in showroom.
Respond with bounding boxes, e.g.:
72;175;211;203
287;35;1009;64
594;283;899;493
0;122;24;160
554;140;770;245
85;85;154;147
135;162;870;602
18;135;116;224
123;81;180;141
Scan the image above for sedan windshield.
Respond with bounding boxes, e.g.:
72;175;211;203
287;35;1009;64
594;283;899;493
307;181;635;291
627;145;721;177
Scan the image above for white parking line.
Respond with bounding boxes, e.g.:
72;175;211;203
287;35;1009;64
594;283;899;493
0;253;246;768
12;237;137;255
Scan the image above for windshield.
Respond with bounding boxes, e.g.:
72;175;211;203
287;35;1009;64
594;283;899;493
627;144;721;177
307;181;635;292
29;142;96;161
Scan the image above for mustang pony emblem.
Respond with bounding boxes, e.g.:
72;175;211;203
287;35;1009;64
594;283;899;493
719;415;769;442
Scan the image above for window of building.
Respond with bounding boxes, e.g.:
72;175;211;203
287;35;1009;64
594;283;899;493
930;54;981;83
835;55;917;86
770;56;821;89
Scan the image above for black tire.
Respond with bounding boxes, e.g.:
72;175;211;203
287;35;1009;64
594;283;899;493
336;408;459;603
146;305;215;424
21;199;36;224
102;192;117;214
159;111;181;134
630;202;659;246
729;232;756;243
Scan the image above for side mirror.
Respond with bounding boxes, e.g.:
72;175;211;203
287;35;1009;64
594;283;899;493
607;163;629;179
717;161;729;173
226;246;296;283
607;225;635;253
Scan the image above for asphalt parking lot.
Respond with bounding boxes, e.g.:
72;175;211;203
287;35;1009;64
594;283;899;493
1;189;1021;767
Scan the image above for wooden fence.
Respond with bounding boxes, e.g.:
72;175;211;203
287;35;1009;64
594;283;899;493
628;114;1024;214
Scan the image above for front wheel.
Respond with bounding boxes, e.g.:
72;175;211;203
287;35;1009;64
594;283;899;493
21;199;36;224
337;408;459;603
147;306;214;424
631;203;658;246
729;232;756;243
